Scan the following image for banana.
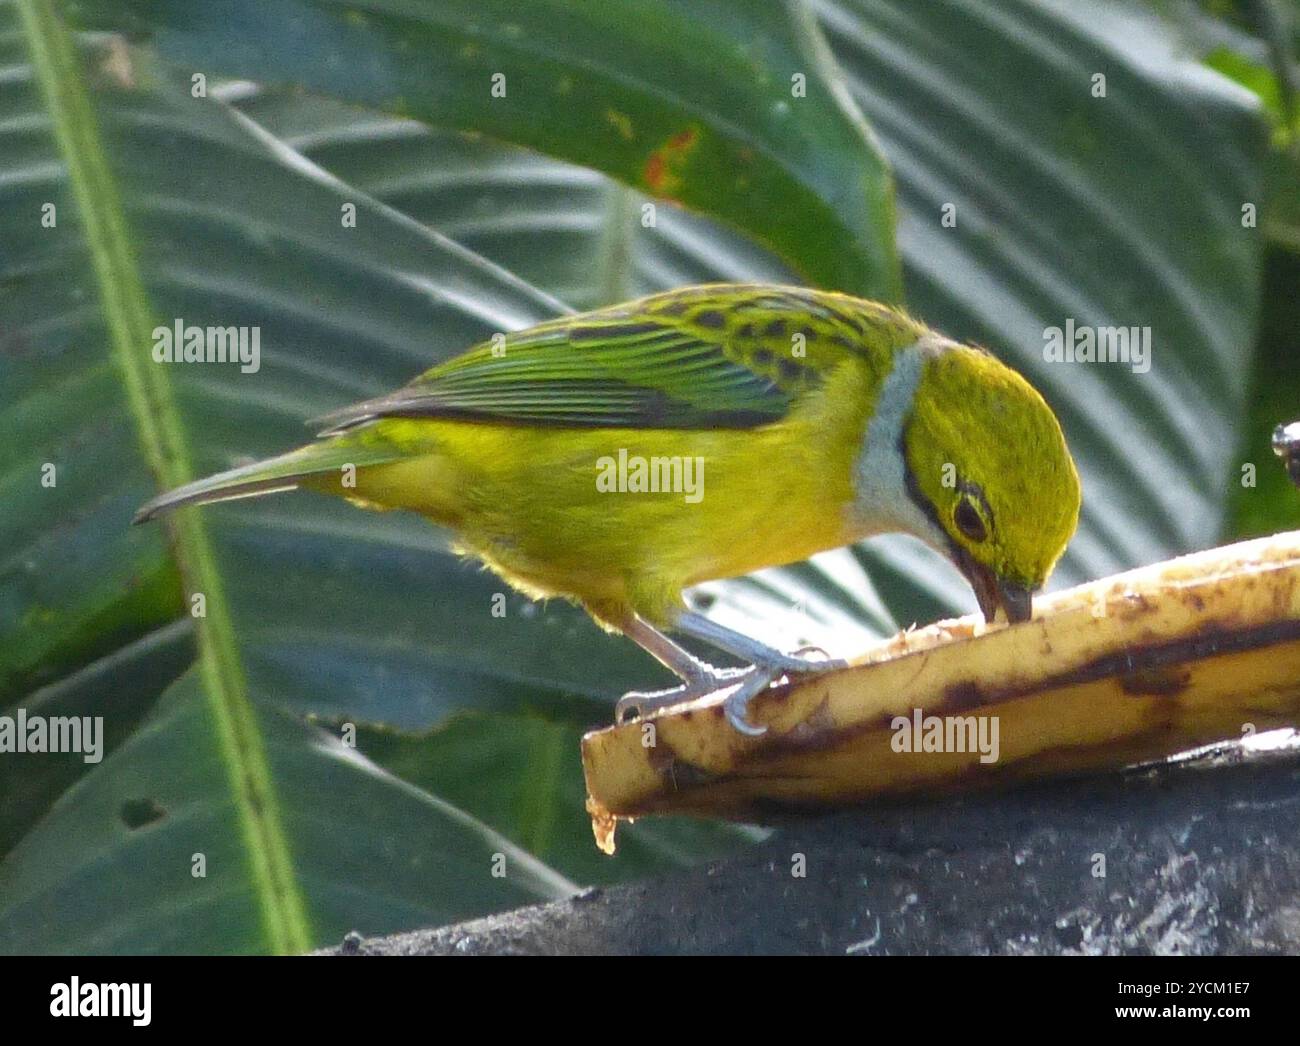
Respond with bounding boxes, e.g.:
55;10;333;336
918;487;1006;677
582;531;1300;854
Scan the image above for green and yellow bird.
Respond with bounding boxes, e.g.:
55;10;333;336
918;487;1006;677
135;284;1081;734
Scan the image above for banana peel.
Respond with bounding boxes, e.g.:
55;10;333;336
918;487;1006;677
582;531;1300;854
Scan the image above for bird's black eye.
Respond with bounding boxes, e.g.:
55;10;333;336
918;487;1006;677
954;495;987;542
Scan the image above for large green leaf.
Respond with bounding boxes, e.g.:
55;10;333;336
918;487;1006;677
68;0;901;298
0;676;575;953
1149;0;1300;251
0;621;193;853
1136;2;1300;535
223;87;800;312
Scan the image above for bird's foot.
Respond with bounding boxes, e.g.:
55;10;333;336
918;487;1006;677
615;665;751;725
721;647;848;737
616;648;848;736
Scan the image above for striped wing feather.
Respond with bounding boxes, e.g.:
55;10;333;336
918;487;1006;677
313;284;916;434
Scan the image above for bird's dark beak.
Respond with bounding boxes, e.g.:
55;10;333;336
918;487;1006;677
954;549;1034;624
995;579;1033;624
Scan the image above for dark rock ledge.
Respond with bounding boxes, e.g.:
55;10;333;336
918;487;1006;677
321;741;1300;955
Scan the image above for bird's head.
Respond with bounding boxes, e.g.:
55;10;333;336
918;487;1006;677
900;342;1081;624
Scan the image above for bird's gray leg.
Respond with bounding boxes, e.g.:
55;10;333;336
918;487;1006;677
673;610;848;736
613;613;750;725
673;611;848;672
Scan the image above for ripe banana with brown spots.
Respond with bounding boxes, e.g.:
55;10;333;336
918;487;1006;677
582;531;1300;854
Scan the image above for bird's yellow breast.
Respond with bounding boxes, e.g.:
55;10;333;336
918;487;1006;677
317;356;882;625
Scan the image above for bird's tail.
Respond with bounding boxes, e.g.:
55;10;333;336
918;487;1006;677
132;439;406;524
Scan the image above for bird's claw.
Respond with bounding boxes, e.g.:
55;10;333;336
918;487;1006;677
614;689;666;725
614;666;750;725
721;669;777;736
722;647;848;735
616;648;847;735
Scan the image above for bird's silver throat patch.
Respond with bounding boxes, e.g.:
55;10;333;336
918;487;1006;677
851;335;949;548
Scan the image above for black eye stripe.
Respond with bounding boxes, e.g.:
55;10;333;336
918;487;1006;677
896;426;994;552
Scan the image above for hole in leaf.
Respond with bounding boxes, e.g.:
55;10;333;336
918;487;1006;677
120;798;167;830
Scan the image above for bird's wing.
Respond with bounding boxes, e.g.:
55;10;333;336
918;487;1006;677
312;285;902;434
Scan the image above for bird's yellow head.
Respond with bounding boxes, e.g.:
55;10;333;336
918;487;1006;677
899;341;1081;623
